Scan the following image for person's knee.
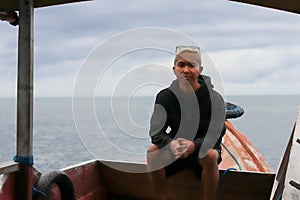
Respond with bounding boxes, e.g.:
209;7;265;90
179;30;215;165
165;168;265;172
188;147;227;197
199;149;219;168
147;144;159;154
147;144;160;163
147;144;172;166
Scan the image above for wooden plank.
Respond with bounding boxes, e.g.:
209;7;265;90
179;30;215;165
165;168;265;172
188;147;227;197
97;160;274;200
15;1;34;199
220;170;274;200
283;110;300;199
16;0;34;161
98;162;154;200
0;0;90;11
271;109;300;199
270;124;294;199
0;173;18;200
229;0;300;14
63;160;108;200
0;162;20;175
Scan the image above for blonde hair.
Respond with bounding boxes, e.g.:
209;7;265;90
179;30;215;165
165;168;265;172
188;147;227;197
173;47;202;66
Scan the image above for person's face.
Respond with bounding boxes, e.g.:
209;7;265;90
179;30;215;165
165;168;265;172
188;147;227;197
173;52;203;85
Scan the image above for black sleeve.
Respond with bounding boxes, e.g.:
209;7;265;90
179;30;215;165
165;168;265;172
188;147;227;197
194;91;226;157
149;91;173;149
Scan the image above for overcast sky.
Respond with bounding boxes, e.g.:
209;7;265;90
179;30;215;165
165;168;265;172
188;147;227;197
1;0;300;97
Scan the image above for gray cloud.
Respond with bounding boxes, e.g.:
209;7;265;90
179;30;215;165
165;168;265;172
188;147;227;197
0;0;300;97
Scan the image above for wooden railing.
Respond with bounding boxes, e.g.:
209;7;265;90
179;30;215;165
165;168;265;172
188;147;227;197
271;108;300;199
0;162;20;175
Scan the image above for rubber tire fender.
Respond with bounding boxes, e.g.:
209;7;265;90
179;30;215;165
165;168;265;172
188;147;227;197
34;170;75;200
225;102;245;119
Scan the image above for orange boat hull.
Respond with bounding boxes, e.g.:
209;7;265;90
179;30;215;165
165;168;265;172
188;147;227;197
220;120;273;172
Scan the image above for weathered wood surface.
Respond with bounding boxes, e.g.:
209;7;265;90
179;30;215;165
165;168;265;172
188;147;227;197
61;120;275;200
0;162;20;175
0;0;89;11
230;0;300;14
0;173;18;200
98;160;274;200
271;109;300;200
63;160;108;200
282;110;300;199
221;121;273;172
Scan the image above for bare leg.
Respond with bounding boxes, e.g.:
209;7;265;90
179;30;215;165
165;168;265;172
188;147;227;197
147;145;171;200
199;149;220;200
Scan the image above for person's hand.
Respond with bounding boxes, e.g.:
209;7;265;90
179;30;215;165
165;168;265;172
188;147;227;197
170;139;186;159
175;138;195;159
170;139;180;156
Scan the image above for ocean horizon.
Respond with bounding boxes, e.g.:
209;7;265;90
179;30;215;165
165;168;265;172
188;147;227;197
1;95;299;172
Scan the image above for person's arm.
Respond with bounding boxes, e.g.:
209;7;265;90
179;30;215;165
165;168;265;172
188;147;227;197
195;92;226;157
149;93;173;149
193;137;204;154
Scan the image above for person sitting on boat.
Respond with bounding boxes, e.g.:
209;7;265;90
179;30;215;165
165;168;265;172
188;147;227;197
147;45;226;200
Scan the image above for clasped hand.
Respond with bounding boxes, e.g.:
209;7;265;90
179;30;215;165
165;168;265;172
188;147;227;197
170;138;195;159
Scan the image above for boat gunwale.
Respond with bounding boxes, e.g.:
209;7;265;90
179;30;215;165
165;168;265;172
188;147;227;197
0;162;20;175
62;159;276;176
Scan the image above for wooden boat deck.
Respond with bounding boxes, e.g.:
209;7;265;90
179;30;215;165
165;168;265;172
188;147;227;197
62;120;275;199
63;160;275;200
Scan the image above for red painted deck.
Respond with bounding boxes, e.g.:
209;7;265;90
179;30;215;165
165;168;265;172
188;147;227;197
61;160;274;200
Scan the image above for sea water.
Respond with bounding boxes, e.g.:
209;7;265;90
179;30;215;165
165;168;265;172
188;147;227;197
0;95;299;172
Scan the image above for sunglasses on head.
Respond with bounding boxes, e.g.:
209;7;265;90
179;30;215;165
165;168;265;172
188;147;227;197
175;45;200;53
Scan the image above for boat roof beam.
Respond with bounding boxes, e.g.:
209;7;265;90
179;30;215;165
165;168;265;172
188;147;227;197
0;0;90;11
229;0;300;14
0;11;19;26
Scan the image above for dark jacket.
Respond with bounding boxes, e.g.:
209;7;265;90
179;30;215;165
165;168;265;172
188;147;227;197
149;75;226;155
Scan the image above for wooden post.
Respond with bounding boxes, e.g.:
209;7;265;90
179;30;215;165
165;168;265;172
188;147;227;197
283;109;300;199
271;108;300;199
16;0;34;199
